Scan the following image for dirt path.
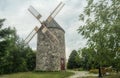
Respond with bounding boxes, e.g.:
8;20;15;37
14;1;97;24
68;70;98;78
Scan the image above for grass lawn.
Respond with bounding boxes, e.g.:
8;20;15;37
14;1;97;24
81;73;120;78
0;71;74;78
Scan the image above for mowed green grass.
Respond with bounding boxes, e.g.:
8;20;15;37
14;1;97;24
81;73;120;78
0;71;74;78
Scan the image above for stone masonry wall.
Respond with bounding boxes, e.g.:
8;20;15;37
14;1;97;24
36;27;65;71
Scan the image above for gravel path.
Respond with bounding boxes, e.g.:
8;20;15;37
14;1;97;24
68;70;98;78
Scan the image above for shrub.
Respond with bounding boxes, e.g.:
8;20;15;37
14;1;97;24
73;68;84;71
89;69;98;74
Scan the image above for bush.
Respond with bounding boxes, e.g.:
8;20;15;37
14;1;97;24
78;68;84;71
89;69;98;74
73;68;84;71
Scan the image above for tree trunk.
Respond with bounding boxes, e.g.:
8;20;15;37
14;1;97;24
98;65;102;78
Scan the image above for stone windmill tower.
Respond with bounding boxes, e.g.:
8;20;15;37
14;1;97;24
24;2;66;71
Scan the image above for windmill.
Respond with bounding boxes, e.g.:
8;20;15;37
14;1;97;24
24;2;66;71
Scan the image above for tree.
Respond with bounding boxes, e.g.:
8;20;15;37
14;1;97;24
0;19;36;74
67;50;80;69
0;19;15;74
79;47;98;70
78;0;120;77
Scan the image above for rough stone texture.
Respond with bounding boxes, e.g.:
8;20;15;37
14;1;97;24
36;19;66;71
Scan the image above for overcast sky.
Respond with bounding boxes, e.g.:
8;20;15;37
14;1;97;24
0;0;87;59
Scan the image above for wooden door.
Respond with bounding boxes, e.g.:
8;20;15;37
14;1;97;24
60;58;65;70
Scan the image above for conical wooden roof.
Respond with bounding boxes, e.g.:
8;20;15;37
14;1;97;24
44;19;65;32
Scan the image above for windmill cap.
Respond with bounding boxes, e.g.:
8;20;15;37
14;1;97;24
44;19;65;32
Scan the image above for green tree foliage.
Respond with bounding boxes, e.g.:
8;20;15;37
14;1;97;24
79;47;98;70
78;0;120;70
67;50;80;69
0;19;36;74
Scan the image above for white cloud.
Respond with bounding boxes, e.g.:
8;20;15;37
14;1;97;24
0;0;87;59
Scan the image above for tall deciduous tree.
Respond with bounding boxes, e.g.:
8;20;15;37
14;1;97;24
0;19;36;74
0;19;15;74
78;0;120;77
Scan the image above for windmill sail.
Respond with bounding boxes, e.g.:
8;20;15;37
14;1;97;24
24;26;39;45
40;25;59;45
28;6;42;20
46;2;65;23
26;2;65;45
40;1;65;44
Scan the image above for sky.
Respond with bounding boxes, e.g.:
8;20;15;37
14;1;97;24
0;0;87;59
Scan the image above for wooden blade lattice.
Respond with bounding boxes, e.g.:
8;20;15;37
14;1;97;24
46;2;65;23
28;6;42;20
24;26;39;45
